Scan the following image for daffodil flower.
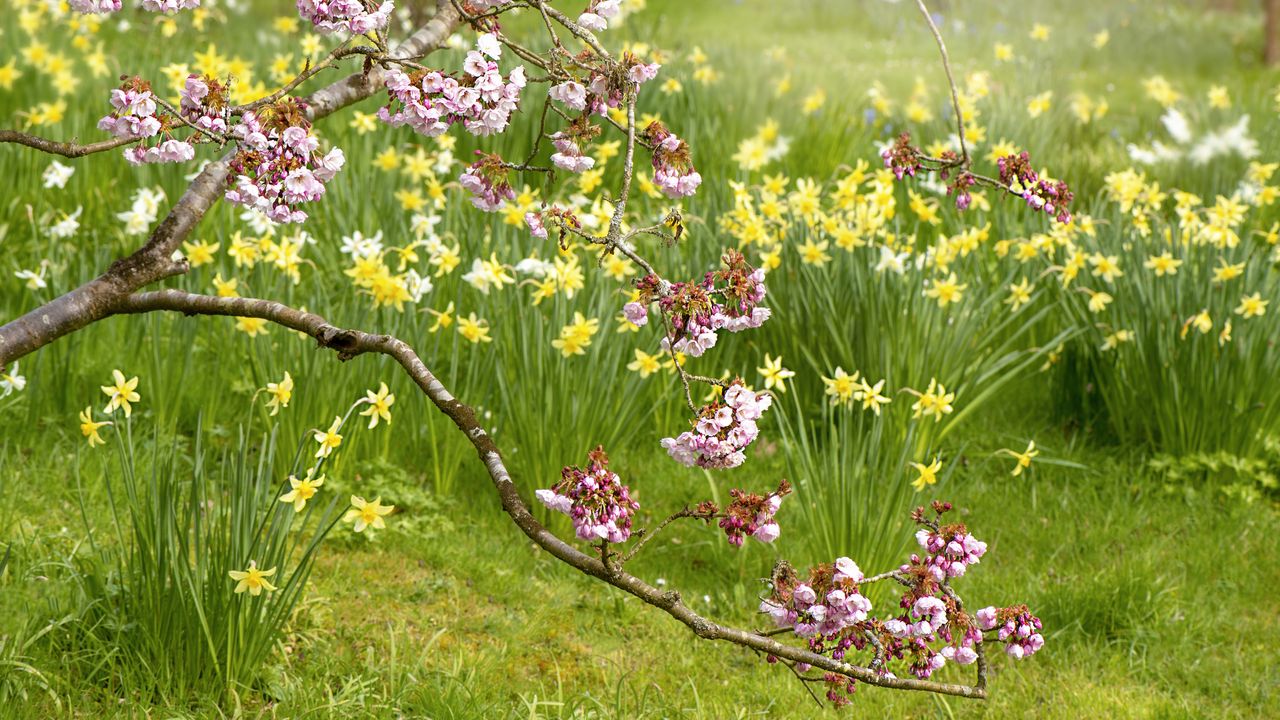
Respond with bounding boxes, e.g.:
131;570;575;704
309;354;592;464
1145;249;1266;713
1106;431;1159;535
822;367;860;407
910;379;955;422
265;372;294;416
0;362;26;398
344;495;394;534
910;458;943;491
757;354;795;392
856;378;891;415
101;369;141;417
229;561;278;596
360;382;396;428
999;441;1040;477
78;407;112;447
279;468;325;513
313;416;343;458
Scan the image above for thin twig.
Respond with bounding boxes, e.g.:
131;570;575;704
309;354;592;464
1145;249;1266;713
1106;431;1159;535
914;0;968;165
621;507;710;563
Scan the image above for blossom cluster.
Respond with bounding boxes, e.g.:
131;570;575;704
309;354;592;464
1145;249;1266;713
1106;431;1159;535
997;151;1074;223
224;98;345;224
179;74;229;135
978;605;1045;659
97;77;196;166
547;53;660;117
459;152;515;211
379;33;525;138
760;556;873;642
295;0;393;35
70;0;200;13
661;381;772;469
536;446;638;543
628;251;769;357
717;479;790;546
551;131;595;172
912;521;988;581
577;0;621;32
97;80;159;139
643;120;702;198
880;132;923;179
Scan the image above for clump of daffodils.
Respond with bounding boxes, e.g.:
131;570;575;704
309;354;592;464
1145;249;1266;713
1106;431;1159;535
536;446;638;543
661;381;772;469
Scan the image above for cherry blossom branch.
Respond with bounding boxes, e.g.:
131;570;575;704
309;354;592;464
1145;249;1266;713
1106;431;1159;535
0;2;462;367
107;288;990;701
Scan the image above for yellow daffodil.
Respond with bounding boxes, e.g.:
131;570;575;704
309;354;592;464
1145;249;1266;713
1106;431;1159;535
360;382;396;428
235;317;269;337
1180;310;1213;339
627;349;663;378
927;273;967;307
1000;441;1039;476
552;312;599;358
344;495;394;533
101;369;140;417
856;378;891;415
457;313;492;343
1006;278;1034;312
757;354;795;392
911;378;955;422
78;406;111;447
910;457;943;491
1143;252;1182;277
265;372;293;416
279;468;325;513
229;561;277;596
313;416;343;458
822;367;860;407
1235;292;1268;319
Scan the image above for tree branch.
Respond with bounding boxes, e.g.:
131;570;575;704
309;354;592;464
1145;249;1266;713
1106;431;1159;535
0;130;138;158
110;288;987;701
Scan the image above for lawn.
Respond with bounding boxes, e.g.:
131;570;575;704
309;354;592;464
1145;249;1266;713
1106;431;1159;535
1;0;1279;717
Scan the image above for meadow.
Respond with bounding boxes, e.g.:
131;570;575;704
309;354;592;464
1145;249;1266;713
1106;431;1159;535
1;0;1279;717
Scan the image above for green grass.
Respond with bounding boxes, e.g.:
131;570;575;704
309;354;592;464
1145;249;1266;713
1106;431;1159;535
2;0;1280;716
